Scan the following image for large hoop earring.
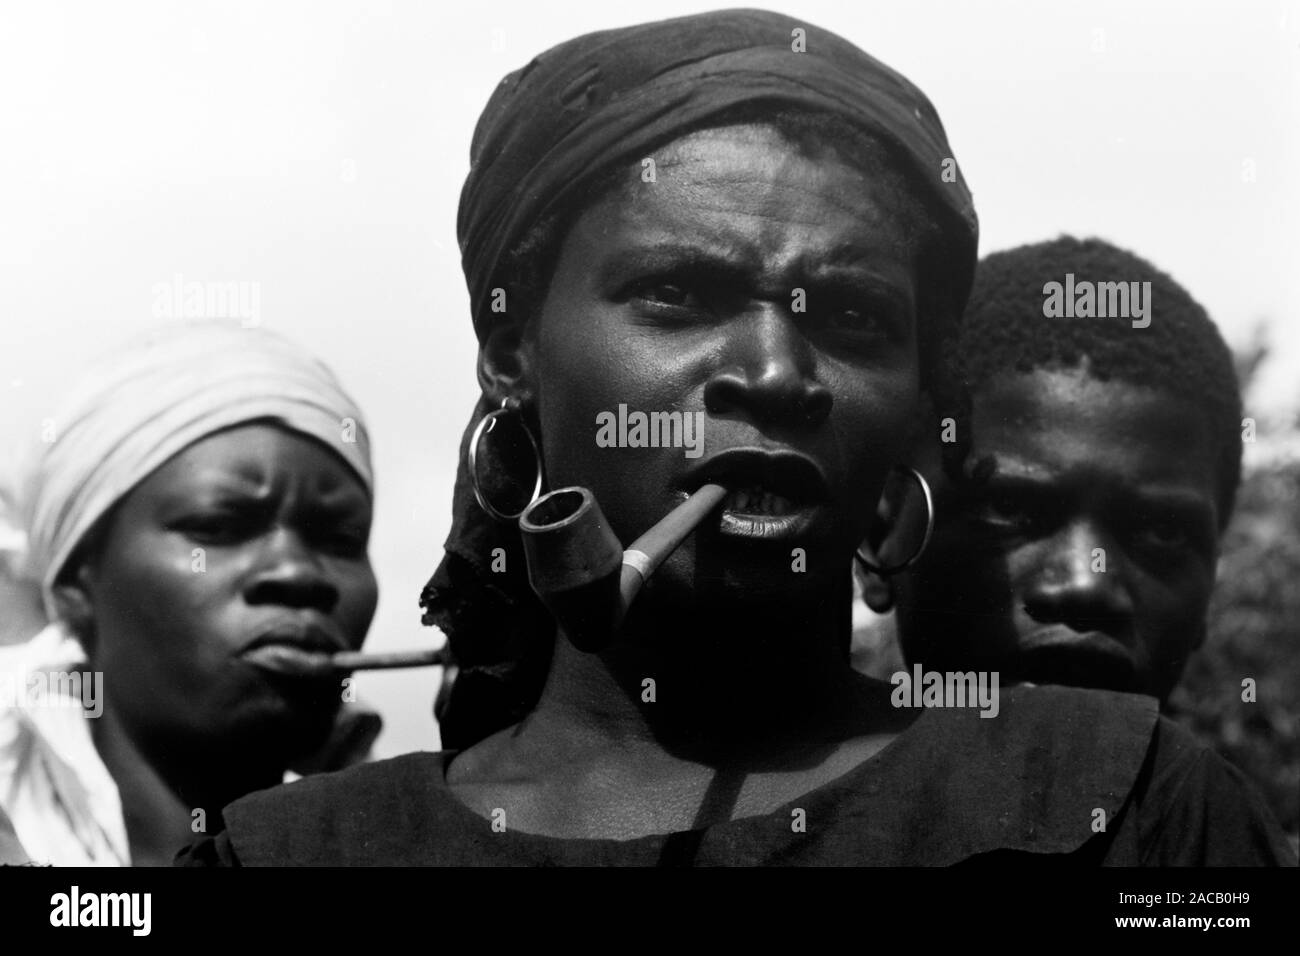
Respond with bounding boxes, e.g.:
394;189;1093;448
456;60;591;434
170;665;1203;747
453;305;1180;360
468;397;544;521
854;466;935;576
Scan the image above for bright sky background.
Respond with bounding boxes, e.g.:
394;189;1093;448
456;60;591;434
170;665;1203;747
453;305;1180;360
1;0;1296;756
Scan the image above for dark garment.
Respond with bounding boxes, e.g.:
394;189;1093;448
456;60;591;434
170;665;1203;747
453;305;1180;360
178;686;1296;867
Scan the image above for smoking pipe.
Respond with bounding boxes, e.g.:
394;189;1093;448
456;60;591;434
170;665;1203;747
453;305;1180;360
312;482;726;671
518;483;728;652
251;645;447;678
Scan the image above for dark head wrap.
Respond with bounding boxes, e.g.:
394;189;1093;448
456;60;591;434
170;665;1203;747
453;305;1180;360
423;8;980;748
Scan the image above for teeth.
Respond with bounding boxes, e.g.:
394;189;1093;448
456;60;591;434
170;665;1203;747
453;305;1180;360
723;486;795;515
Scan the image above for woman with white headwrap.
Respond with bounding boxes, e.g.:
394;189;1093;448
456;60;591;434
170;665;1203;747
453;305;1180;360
0;320;379;865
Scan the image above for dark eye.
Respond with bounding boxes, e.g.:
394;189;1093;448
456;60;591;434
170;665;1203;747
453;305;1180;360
323;524;368;557
629;280;696;308
824;306;889;343
1135;515;1191;550
986;491;1027;521
972;489;1040;533
806;291;897;350
825;305;867;329
175;513;250;545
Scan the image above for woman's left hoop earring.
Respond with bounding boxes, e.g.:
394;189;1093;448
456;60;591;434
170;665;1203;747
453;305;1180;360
468;397;544;521
854;466;935;576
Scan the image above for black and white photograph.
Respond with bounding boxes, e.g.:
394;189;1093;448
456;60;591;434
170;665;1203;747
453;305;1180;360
0;0;1296;934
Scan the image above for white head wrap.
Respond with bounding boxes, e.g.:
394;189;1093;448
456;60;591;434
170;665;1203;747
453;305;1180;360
21;320;373;620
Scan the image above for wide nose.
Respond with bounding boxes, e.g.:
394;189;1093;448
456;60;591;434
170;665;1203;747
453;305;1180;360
702;302;832;429
1021;518;1133;633
243;526;339;614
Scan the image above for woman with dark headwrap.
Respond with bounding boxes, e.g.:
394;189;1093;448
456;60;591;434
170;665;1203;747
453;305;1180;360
1;320;380;865
183;9;1289;865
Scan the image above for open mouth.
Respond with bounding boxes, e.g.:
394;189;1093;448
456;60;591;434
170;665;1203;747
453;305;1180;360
679;447;831;540
721;485;799;516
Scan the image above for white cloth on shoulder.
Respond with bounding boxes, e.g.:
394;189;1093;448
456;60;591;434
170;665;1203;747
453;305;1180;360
0;622;128;866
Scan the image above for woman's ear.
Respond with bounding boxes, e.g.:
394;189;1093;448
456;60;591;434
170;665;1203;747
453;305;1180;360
855;559;896;614
477;320;536;406
855;466;929;614
50;564;97;656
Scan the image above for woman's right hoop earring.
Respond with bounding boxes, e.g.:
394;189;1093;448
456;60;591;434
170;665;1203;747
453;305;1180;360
468;397;544;522
854;465;935;576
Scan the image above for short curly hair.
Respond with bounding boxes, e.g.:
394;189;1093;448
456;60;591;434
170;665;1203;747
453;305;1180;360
940;235;1244;527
